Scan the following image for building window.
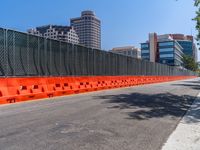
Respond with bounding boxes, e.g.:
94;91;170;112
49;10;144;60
141;50;150;54
160;54;174;58
142;53;150;57
141;43;149;48
159;42;174;47
159;48;173;52
142;55;150;59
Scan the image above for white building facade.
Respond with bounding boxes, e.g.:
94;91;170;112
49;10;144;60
28;25;79;44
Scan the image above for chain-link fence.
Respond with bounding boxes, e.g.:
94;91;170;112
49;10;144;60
0;28;197;77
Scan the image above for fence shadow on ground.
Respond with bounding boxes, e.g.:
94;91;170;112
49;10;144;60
93;79;200;124
171;79;200;123
95;93;195;121
172;79;200;90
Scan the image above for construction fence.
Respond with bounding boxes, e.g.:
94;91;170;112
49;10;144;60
0;28;197;77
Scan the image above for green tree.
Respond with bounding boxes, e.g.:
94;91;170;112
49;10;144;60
196;62;200;75
182;55;198;71
194;0;200;42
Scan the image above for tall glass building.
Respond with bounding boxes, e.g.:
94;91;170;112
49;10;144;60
176;41;193;56
158;41;183;66
168;34;197;62
141;41;183;66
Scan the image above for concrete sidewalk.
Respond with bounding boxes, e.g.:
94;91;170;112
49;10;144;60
162;93;200;150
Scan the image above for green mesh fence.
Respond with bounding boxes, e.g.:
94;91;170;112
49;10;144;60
0;28;197;77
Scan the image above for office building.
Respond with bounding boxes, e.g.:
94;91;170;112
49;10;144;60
28;25;79;44
110;46;141;59
141;33;198;66
158;41;183;66
169;34;197;62
141;33;184;66
70;10;101;49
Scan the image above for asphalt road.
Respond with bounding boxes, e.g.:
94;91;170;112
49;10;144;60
0;78;199;150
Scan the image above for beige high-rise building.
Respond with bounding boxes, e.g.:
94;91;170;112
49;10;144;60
70;10;101;49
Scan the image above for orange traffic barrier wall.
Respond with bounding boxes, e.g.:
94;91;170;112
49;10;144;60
0;76;197;105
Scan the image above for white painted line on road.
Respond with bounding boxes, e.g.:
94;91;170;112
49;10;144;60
162;93;200;150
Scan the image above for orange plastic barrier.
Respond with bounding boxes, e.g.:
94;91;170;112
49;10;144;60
0;76;197;105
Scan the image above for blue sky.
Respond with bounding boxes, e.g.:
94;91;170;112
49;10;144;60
0;0;199;60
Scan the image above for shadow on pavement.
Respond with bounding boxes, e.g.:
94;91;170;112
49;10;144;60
171;79;200;90
172;83;200;90
183;99;200;124
93;80;200;124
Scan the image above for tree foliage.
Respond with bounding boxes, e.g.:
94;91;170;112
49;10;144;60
182;55;198;71
194;0;200;41
196;62;200;76
195;0;200;6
